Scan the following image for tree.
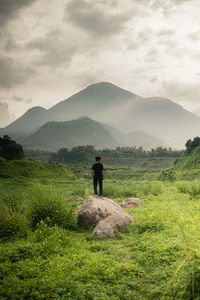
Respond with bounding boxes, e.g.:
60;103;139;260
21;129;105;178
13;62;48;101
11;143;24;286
0;136;25;160
185;137;200;154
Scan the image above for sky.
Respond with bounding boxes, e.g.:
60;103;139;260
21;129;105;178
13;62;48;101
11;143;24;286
1;0;200;126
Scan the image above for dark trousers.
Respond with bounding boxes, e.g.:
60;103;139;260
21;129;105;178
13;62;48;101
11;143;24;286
93;177;103;196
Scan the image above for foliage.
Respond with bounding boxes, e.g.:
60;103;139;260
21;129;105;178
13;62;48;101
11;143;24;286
174;145;200;179
0;157;72;179
50;145;182;170
0;135;24;160
185;136;200;154
0;192;29;238
159;168;176;181
28;185;77;229
1;158;200;298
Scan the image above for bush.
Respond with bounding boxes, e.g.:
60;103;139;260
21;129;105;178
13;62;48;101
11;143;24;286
28;185;77;229
176;181;200;197
159;168;176;181
0;193;29;238
0;135;24;160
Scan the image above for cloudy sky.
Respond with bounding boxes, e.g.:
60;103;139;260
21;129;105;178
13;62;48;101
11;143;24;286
0;0;200;126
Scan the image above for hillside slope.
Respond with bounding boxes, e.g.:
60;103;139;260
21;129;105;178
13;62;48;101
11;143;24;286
24;117;118;150
104;124;166;149
174;146;200;179
0;157;72;179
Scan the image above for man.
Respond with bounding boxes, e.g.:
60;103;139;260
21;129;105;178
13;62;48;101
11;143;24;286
91;156;104;196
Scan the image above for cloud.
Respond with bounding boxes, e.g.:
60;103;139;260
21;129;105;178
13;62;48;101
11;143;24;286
0;102;14;127
27;30;78;67
0;54;36;89
0;0;37;27
161;80;200;105
12;95;32;104
65;0;132;37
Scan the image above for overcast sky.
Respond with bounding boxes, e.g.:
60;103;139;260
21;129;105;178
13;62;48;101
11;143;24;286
0;0;200;126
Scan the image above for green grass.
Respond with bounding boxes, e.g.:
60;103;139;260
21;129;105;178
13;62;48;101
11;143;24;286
1;160;200;299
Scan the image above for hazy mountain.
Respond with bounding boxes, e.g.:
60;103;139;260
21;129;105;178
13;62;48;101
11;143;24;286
5;106;48;135
23;116;165;151
24;117;118;151
3;82;200;148
192;108;200;117
124;97;200;148
104;124;166;149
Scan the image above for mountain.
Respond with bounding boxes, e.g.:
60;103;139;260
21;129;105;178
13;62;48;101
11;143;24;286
23;116;166;151
4;82;140;136
23;117;118;151
5;106;48;135
104;124;166;149
192;108;200;117
124;97;200;148
3;82;200;148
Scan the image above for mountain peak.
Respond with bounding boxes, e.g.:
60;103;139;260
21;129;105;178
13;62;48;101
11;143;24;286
84;81;136;96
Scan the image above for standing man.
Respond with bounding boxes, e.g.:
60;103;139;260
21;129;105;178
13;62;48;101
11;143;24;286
91;156;104;196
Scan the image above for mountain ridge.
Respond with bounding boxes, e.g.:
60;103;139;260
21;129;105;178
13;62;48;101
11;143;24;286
23;116;166;151
2;81;200;148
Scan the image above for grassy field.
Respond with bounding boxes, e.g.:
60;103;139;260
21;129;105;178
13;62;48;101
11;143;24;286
1;158;200;299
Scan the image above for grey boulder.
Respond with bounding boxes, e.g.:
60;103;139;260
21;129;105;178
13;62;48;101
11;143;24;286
76;195;134;237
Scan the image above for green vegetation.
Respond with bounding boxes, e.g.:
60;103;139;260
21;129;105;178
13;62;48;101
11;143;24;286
1;147;200;299
185;136;200;154
0;157;72;179
51;145;182;169
0;135;24;160
173;142;200;179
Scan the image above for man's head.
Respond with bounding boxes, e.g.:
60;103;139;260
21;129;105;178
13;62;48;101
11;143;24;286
95;156;101;163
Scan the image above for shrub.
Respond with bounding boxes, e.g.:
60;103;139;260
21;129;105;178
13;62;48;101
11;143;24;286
0;193;29;238
28;185;77;229
176;181;191;194
160;168;176;181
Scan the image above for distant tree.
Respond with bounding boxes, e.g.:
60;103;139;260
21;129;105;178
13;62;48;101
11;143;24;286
185;137;200;154
0;136;25;160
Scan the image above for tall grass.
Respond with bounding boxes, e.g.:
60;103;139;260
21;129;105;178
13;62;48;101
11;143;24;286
0;184;77;238
28;184;77;229
0;192;29;238
176;181;200;197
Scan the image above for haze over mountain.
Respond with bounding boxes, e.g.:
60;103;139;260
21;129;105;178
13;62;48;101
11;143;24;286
23;116;165;151
24;117;117;151
2;82;200;148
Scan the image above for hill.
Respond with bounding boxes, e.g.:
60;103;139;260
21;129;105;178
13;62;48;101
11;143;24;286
104;124;166;149
0;157;72;179
3;82;200;148
23;116;166;151
174;145;200;179
24;117;118;150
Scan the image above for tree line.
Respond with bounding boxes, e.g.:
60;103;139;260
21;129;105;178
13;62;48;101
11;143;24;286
51;145;183;164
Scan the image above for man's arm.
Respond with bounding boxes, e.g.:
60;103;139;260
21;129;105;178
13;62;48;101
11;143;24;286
102;170;104;180
91;164;94;177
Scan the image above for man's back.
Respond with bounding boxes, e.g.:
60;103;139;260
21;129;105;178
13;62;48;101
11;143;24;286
92;162;104;178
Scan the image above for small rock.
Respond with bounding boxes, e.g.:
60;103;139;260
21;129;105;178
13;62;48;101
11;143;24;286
69;196;84;201
79;178;85;181
8;186;14;190
71;176;77;181
121;197;141;208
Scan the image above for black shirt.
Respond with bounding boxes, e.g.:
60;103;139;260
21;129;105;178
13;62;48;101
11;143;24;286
92;163;104;178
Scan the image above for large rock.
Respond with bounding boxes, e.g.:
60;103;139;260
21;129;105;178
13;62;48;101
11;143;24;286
121;197;141;208
76;195;134;237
